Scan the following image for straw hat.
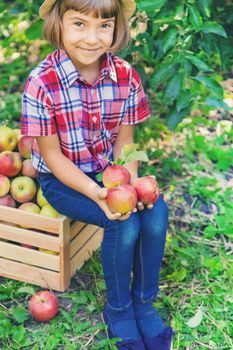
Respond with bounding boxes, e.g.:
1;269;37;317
39;0;136;20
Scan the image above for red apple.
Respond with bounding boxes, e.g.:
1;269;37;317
106;184;138;214
18;136;34;159
0;151;22;177
28;290;59;322
0;126;18;152
133;176;160;205
10;176;37;203
103;165;131;189
0;174;10;197
21;244;36;249
22;159;38;178
0;194;16;208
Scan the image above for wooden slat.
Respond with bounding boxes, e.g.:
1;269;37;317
0;205;63;234
58;217;71;291
70;229;103;276
0;223;59;251
70;221;86;240
70;224;100;258
0;257;61;291
0;241;60;271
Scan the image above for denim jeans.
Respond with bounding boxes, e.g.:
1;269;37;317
38;172;168;311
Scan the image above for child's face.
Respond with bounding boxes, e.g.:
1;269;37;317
61;10;115;70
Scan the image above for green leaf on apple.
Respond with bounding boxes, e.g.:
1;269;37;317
96;172;103;182
117;143;149;165
95;143;149;182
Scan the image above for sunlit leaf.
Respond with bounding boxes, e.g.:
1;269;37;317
186;307;203;328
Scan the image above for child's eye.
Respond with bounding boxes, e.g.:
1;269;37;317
75;21;84;28
101;23;111;29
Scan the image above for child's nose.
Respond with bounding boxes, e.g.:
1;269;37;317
85;29;98;45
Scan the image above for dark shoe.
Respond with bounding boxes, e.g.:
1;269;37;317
102;308;146;350
142;327;175;350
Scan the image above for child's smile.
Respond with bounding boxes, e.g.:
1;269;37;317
61;10;115;72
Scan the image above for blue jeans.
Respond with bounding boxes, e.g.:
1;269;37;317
38;172;168;311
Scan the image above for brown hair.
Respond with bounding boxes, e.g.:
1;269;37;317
43;0;131;52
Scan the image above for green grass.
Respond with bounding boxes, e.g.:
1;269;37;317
0;114;233;349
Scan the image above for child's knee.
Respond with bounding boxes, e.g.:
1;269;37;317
103;214;140;248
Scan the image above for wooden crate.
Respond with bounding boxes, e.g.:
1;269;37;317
0;205;103;291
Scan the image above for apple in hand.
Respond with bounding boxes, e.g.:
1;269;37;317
28;290;59;322
18;136;34;159
133;176;160;205
36;187;49;207
106;184;138;214
10;176;37;203
40;204;60;218
103;164;131;189
22;159;38;178
0;151;22;177
0;194;16;208
0;174;10;197
0;126;18;152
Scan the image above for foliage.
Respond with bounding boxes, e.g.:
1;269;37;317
0;0;233;127
0;1;232;349
0;115;232;349
122;0;233;128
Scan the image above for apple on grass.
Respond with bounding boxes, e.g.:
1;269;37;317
0;126;18;152
133;176;160;205
0;174;10;197
22;159;38;178
0;151;22;177
106;184;138;214
18;136;34;159
10;176;37;203
28;290;59;322
103;164;131;189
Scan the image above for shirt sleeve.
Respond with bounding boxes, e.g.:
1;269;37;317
21;76;57;136
122;67;150;125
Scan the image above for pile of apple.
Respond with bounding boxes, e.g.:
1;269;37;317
0;125;59;217
102;164;160;214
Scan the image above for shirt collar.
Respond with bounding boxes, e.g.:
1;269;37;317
54;49;118;88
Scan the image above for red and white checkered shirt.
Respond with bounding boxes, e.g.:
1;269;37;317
21;49;150;173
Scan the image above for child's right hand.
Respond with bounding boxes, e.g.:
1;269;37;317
96;187;134;221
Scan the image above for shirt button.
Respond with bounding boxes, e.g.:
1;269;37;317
92;116;97;123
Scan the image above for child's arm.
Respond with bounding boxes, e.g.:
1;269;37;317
36;134;121;221
113;124;138;184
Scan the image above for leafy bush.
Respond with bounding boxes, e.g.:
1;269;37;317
124;0;233;128
0;0;232;127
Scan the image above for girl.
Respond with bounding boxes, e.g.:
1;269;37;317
21;0;174;349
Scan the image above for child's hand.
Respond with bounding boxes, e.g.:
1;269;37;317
97;187;136;221
137;202;153;211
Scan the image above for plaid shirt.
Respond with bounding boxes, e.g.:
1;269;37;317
21;49;150;173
